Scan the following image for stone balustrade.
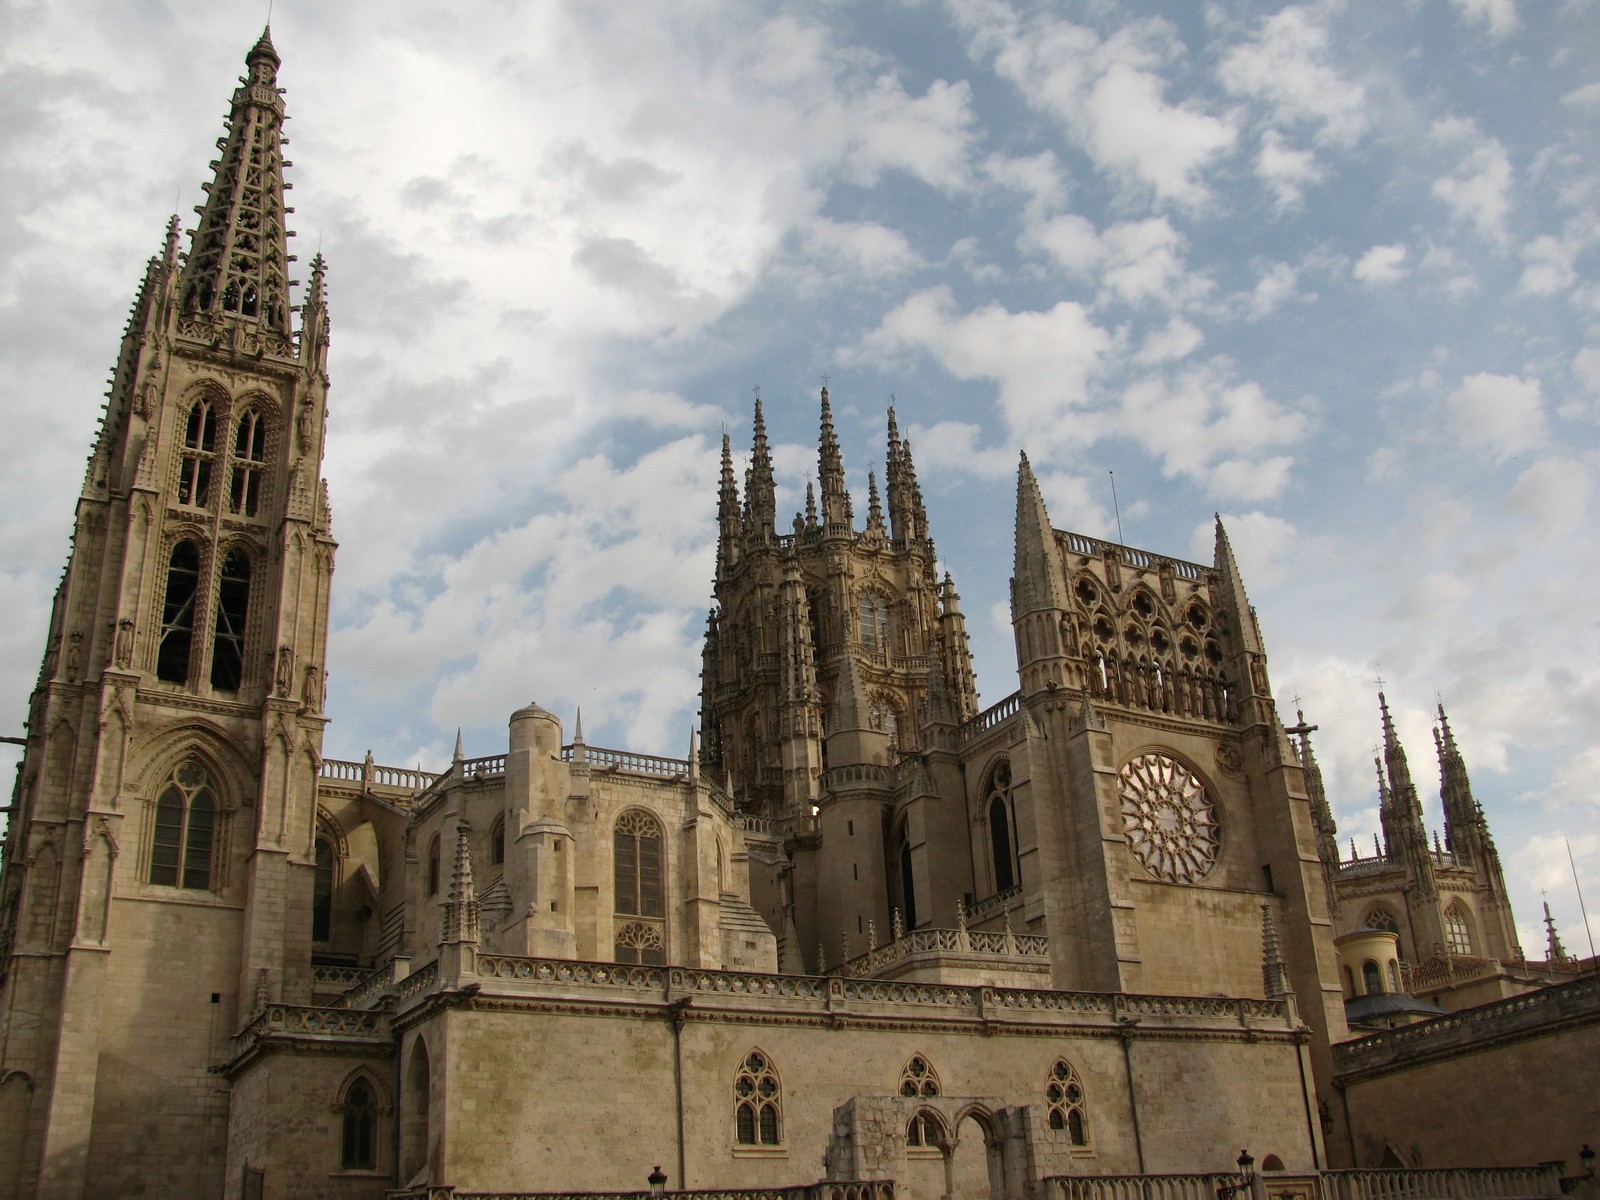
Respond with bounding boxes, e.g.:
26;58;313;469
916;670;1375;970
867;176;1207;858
1320;1165;1562;1199
385;1183;894;1200
564;745;691;778
311;962;371;988
230;1003;387;1060
337;960;397;1010
421;954;1292;1033
968;884;1023;923
830;926;1049;978
1334;971;1600;1078
1046;1173;1239;1200
459;754;508;778
961;691;1021;741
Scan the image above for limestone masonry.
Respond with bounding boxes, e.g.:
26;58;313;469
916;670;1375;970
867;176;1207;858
1;29;1594;1200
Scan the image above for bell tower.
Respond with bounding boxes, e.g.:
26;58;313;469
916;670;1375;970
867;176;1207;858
0;29;335;1199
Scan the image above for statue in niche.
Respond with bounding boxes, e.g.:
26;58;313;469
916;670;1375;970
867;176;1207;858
114;620;135;669
275;645;295;697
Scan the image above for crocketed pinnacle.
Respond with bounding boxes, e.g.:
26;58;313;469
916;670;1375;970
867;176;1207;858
717;432;742;573
1012;451;1068;614
866;470;885;534
745;398;776;539
885;405;925;543
444;817;480;945
180;27;296;335
1434;701;1479;852
818;386;851;531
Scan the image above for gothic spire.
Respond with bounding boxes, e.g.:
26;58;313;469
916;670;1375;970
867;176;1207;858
1434;701;1479;855
818;386;851;532
865;470;885;536
1012;451;1069;615
180;27;297;339
1213;517;1273;726
885;405;921;543
1543;901;1569;963
717;432;742;575
1379;692;1422;822
443;817;480;945
1290;710;1339;870
745;398;776;543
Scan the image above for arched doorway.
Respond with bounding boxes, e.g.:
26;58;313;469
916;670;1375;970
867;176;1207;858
948;1108;1002;1200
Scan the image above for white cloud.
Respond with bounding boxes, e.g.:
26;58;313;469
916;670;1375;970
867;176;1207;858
1506;457;1593;539
1135;316;1204;365
1216;5;1368;146
952;2;1237;207
1448;0;1519;39
1245;261;1299;320
1445;372;1547;460
1255;129;1326;210
1517;234;1577;295
1188;511;1299;588
1353;243;1410;284
906;420;1016;480
1431;118;1514;244
854;286;1113;450
1119;363;1309;499
1028;214;1208;309
799;218;924;280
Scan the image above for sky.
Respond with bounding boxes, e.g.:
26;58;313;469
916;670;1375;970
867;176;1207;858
1;0;1597;959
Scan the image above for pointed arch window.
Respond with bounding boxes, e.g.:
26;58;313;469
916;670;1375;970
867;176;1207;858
1362;959;1384;995
211;548;251;691
340;1076;377;1170
426;834;441;897
859;591;890;651
906;1111;945;1148
1444;903;1474;956
229;409;267;517
178;400;217;508
491;815;506;867
149;760;217;890
734;1051;782;1145
899;1055;940;1098
1046;1059;1089;1147
157;541;201;683
312;836;335;943
614;810;665;964
986;760;1016;894
899;837;918;930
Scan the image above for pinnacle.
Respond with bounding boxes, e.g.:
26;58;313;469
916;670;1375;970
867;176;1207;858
249;25;281;68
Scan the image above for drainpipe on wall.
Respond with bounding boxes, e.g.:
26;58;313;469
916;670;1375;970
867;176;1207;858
1118;1019;1147;1174
670;996;692;1189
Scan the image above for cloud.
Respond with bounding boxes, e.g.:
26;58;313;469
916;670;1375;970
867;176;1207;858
1431;118;1514;244
1027;214;1208;309
1445;372;1547;460
952;2;1237;207
1118;362;1309;499
1448;0;1519;39
1135;316;1204;365
1517;234;1577;295
1216;5;1368;146
1506;457;1592;539
1245;261;1299;320
1353;243;1410;284
1255;129;1326;210
853;286;1113;449
1188;510;1299;587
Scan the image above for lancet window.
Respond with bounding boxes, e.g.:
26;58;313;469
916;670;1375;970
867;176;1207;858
149;760;217;890
157;540;202;683
491;816;506;867
859;591;890;651
312;835;335;943
426;834;441;897
734;1051;782;1146
1444;903;1474;956
210;548;251;691
178;400;217;508
906;1111;945;1148
229;408;267;517
1046;1059;1089;1146
985;760;1016;894
340;1076;377;1170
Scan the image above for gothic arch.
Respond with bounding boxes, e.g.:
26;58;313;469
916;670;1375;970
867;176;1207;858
400;1035;433;1183
130;719;256;804
334;1065;390;1172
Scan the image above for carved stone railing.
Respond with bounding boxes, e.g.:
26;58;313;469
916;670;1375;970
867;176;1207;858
387;1183;895;1200
1335;971;1600;1078
969;885;1023;923
1059;533;1207;581
961;691;1021;741
320;757;441;793
1400;953;1499;993
830;926;1049;979
337;961;397;1010
394;960;440;1005
311;963;371;989
458;754;508;779
564;745;691;778
231;1003;386;1059
1320;1165;1562;1199
424;953;1291;1033
1045;1173;1238;1200
820;763;893;789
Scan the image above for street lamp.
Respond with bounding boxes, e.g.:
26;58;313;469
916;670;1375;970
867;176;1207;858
648;1165;668;1198
1216;1150;1254;1200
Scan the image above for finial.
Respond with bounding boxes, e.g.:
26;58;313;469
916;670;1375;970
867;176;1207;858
955;897;967;932
574;707;584;743
892;907;905;940
867;920;878;950
453;728;464;764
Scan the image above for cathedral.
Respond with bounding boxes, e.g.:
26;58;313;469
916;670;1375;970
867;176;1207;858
1;30;1592;1200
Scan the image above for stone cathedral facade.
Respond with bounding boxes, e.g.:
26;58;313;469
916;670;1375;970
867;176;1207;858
0;31;1575;1200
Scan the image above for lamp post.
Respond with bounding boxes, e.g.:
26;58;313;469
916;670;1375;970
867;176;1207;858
1216;1150;1255;1200
648;1165;668;1198
1560;1146;1596;1194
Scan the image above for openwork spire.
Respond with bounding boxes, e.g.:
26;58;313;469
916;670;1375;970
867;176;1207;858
744;399;776;542
443;818;480;945
818;386;851;531
1261;903;1289;997
717;432;742;575
180;28;296;337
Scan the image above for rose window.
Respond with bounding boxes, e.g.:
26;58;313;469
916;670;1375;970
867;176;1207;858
1118;753;1219;884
